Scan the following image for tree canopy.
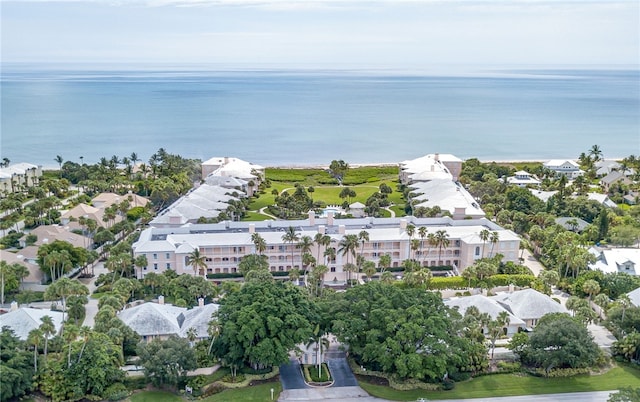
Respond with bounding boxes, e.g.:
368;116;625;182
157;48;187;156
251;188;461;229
332;281;484;381
213;280;315;374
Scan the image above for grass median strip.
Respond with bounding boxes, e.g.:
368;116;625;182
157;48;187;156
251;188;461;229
358;365;640;401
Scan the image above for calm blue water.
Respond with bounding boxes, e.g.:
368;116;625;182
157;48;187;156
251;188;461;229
1;66;638;167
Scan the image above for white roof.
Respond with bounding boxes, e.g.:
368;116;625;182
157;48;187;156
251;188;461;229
491;288;568;320
589;247;640;275
628;287;640;307
544;160;580;168
444;294;525;326
586;193;617;208
529;189;558;202
349;202;365;209
118;302;219;338
410;179;484;217
0;308;65;340
0;163;39;176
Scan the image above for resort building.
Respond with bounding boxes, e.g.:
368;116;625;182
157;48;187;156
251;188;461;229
543;160;584;179
201;156;264;197
400;153;483;219
0;163;42;196
0;249;42;283
132;214;520;279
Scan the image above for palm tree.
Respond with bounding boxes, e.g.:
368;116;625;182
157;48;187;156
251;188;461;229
0;260;11;305
306;324;330;378
282;227;300;270
362;260;377;281
617;294;632;325
582;279;600;301
489;231;500;258
358;230;370;260
76;326;92;363
314;233;331;264
589;144;603;163
378;253;391;275
479;229;490;258
186;249;208;277
54;155;64;177
324;247;336;265
134;254;148;278
39;315;56;360
418;227;428;265
311;264;329;296
298;235;314;280
27;328;43;372
434;230;450;266
251;233;267;255
338;234;359;285
288;268;301;285
207;314;220;356
380;270;394;284
186;327;198;347
63;323;79;368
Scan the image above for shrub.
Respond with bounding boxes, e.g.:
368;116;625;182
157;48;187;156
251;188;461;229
488;274;535;287
428;276;467;290
104;383;129;401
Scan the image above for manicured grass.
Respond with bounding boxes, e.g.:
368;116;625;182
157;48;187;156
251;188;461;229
243;211;274;221
390;205;407;217
202;382;282;402
247;193;277;211
130;390;183;402
358;365;640;401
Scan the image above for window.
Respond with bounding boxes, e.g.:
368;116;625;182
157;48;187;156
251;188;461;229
222;257;229;262
475;246;480;256
330;267;336;272
166;263;171;269
153;263;158;270
165;253;170;259
153;253;158;260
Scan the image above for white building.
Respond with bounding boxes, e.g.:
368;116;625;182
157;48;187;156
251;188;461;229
401;153;483;219
589;247;640;276
543;160;584;179
504;171;541;187
0;305;65;341
445;294;526;336
0;163;42;195
117;297;219;342
132;214;520;279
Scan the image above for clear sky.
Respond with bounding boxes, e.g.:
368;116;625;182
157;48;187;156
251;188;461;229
1;0;638;67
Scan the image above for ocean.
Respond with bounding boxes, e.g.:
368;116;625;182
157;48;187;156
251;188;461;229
1;65;638;168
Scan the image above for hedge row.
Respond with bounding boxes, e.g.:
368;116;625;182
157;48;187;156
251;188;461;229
348;358;441;391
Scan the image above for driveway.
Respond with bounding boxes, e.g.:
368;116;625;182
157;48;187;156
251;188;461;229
279;358;308;390
327;358;358;387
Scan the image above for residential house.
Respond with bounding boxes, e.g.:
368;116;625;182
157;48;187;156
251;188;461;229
555;217;589;233
627;287;640;308
92;192;149;209
504;170;541;187
600;171;632;192
61;203;117;229
589;247;640;276
0;249;42;283
543;160;583;179
444;294;526;336
0;304;65;341
491;288;568;328
117;297;219;342
19;225;91;249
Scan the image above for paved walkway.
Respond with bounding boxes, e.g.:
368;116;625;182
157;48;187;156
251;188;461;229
520;248;545;276
78;261;108;328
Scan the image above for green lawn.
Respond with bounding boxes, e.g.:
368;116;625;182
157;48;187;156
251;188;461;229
358;365;640;401
243;211;274;221
129;390;183;402
202;382;282;402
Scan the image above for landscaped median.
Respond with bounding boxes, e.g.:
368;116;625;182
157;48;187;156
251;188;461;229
302;363;333;387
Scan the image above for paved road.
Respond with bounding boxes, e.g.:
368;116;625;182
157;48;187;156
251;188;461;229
279;358;308;390
327;358;358;387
